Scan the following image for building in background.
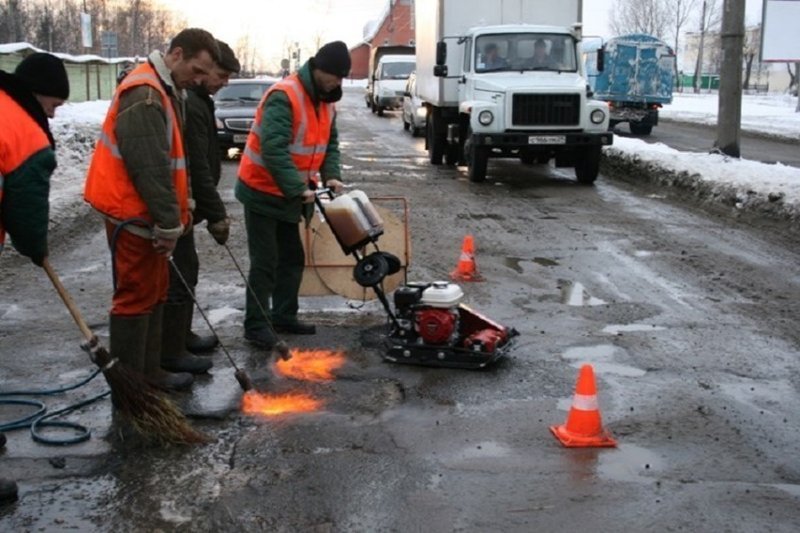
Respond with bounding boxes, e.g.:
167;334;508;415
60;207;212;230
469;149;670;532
350;0;415;79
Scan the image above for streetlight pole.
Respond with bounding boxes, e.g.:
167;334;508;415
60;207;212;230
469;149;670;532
715;0;745;157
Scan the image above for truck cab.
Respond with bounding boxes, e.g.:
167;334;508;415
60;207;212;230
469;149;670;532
432;24;612;183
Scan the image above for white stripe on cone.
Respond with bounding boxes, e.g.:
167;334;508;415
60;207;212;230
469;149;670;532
572;393;599;411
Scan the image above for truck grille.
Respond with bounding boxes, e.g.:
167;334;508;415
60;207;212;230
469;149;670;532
224;118;254;132
512;94;580;126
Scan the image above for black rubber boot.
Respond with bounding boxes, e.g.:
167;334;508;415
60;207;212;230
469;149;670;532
184;302;218;355
0;432;18;504
109;313;149;374
244;327;277;349
144;304;194;391
160;303;213;374
0;477;17;504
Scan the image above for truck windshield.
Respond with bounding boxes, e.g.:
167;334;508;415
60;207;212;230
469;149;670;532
379;61;416;80
475;33;577;73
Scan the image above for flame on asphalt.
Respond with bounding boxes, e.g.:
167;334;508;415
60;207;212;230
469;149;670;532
241;391;323;416
274;349;346;382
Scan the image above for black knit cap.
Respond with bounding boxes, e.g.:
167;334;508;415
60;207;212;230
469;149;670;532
314;41;351;78
15;52;70;100
216;40;241;74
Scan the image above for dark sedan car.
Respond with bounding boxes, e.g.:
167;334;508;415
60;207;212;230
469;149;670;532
214;77;279;156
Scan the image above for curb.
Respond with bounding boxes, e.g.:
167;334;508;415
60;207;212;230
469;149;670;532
600;150;800;229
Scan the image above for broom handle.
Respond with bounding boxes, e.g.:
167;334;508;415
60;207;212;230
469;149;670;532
42;259;95;342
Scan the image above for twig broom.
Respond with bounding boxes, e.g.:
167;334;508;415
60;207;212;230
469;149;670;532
42;259;208;445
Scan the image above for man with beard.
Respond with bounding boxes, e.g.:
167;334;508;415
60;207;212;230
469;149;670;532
235;41;348;348
163;40;239;364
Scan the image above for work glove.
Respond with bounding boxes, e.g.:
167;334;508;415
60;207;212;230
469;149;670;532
207;217;230;245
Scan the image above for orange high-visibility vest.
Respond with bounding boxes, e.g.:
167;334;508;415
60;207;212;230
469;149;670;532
238;73;334;197
83;61;189;227
0;89;52;253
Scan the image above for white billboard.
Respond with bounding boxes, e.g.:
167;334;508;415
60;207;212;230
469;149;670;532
761;0;800;62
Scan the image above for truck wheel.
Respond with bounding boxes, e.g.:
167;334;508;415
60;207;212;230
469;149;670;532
371;100;377;114
466;137;488;182
403;116;410;131
377;105;385;117
427;116;444;165
575;147;601;185
629;122;653;136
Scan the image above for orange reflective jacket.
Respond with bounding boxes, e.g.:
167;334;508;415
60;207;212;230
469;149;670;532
238;74;333;197
0;89;52;252
83;62;189;227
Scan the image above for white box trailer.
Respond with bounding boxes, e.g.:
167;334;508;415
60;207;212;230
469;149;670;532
414;0;613;184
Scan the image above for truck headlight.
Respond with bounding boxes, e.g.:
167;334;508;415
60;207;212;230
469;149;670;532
590;109;606;124
478;110;494;126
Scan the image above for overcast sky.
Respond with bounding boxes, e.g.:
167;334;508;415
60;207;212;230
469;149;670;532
162;0;766;70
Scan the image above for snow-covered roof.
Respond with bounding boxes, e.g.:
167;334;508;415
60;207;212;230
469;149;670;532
363;2;391;44
0;42;142;64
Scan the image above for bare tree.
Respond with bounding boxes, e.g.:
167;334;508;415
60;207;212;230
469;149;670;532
742;25;761;90
666;0;697;92
609;0;670;39
0;0;32;44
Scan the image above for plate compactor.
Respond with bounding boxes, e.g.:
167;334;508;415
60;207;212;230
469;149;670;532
314;185;518;369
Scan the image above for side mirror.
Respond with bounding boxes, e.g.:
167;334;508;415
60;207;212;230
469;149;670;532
433;65;448;77
596;48;605;73
436;41;447;67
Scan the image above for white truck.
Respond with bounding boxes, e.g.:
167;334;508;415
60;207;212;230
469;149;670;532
415;0;612;184
371;55;417;117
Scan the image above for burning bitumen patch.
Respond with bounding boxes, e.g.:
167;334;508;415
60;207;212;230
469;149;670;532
240;349;347;417
274;349;347;382
241;391;323;416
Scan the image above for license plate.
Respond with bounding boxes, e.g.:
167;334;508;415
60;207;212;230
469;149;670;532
528;135;566;145
233;134;249;143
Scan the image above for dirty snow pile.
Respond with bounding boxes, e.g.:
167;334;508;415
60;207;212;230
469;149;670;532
607;91;800;222
661;92;800;142
49;100;110;222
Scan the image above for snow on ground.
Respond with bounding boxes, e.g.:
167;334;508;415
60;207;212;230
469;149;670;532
661;92;800;141
45;93;800;231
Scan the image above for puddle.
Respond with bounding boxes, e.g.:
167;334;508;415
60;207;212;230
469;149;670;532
634;251;654;258
596;444;664;482
562;345;646;377
563;344;618;361
506;257;560;274
603;324;666;335
560;281;606;306
772;484;800;498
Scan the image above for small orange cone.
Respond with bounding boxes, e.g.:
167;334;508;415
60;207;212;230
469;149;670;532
450;235;483;282
550;364;617;448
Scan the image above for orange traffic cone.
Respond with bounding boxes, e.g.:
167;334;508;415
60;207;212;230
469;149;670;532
450;235;483;282
550;364;617;448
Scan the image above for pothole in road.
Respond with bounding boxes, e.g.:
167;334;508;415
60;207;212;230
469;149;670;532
596;443;665;482
561;344;647;378
504;256;560;274
602;323;666;335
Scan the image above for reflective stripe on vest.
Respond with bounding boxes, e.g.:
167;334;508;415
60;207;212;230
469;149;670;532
238;74;334;197
0;90;52;254
83;61;189;226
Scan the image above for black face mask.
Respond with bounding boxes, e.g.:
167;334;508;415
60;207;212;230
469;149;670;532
317;85;342;103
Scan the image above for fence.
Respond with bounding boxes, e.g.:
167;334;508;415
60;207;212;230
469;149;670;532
1;44;136;102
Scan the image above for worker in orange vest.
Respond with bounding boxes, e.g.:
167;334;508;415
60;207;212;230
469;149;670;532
235;41;348;349
0;52;70;504
84;29;219;392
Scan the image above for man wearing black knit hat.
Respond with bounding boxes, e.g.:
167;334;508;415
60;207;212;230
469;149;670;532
234;41;349;347
0;51;70;504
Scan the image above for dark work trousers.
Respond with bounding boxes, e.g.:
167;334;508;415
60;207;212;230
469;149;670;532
167;227;199;304
243;207;305;332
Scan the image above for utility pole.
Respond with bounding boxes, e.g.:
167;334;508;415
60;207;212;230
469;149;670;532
715;0;745;157
693;0;707;94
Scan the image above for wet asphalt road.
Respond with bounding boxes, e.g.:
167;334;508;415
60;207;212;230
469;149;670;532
1;87;800;531
617;118;800;168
